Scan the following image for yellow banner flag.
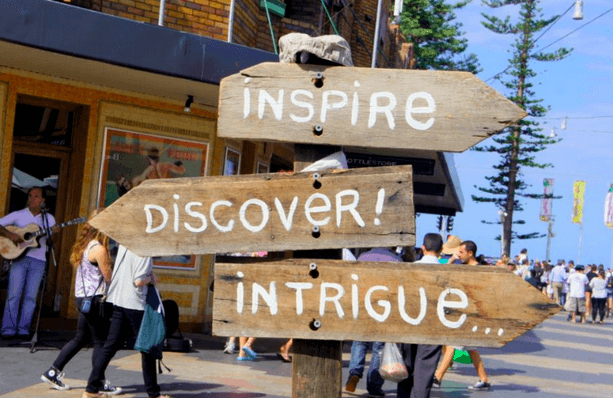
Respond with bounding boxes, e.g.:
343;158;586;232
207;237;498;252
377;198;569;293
572;181;586;224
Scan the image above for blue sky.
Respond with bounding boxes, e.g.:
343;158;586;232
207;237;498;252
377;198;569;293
414;0;613;266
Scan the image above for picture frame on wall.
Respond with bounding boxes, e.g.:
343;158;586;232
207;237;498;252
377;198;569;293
98;127;209;269
224;147;241;176
256;161;269;174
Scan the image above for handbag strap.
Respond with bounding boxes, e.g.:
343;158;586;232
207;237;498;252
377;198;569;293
80;242;104;299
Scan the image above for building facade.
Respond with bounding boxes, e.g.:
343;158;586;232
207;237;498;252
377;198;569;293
1;0;454;332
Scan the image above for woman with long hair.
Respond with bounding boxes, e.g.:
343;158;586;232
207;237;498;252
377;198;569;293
40;209;121;395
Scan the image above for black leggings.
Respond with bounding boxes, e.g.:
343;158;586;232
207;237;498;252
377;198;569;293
592;298;606;322
52;296;110;376
86;305;160;398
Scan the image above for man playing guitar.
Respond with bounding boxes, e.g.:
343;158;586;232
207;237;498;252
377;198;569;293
0;187;56;339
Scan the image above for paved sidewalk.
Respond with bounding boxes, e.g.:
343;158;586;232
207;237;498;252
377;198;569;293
2;312;613;397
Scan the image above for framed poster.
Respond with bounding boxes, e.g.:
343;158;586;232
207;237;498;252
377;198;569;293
256;161;269;174
224;147;241;176
98;127;209;269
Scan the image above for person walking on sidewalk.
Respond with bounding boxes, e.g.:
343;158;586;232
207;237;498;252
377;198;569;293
397;233;443;398
83;245;171;398
345;247;402;397
567;264;589;323
589;269;608;324
40;210;121;394
433;240;491;391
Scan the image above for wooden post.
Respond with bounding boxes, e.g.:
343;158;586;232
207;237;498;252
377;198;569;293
292;143;343;398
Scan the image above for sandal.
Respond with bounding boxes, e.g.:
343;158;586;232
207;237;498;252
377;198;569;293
277;352;292;362
242;346;258;360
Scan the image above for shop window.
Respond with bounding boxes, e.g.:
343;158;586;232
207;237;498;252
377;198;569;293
13;103;74;148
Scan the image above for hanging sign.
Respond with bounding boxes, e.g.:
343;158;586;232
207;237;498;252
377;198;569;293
539;178;554;222
572;180;586;224
605;184;613;229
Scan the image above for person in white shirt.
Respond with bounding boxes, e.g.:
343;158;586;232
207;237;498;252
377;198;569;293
567;265;589;323
397;233;443;398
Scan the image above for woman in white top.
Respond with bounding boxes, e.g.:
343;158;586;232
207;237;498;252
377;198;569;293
40;209;121;394
589;270;608;324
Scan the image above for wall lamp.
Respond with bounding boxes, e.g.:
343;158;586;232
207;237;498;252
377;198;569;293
184;95;194;112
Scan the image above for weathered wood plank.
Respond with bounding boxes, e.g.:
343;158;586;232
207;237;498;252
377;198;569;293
291;339;342;398
212;259;560;348
218;63;526;152
89;165;415;257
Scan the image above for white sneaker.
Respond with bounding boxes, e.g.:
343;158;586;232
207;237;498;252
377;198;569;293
223;341;236;354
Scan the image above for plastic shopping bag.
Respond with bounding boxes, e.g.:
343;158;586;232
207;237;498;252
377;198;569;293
378;342;409;382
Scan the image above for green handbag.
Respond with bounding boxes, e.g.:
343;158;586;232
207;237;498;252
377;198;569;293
452;349;472;364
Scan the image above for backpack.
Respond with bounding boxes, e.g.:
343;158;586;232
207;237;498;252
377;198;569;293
162;299;192;352
606;276;613;290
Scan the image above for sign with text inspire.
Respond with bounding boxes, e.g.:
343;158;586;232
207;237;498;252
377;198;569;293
89;165;415;257
218;63;526;152
213;259;560;348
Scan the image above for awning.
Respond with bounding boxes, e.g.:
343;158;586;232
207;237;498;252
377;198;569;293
0;0;278;109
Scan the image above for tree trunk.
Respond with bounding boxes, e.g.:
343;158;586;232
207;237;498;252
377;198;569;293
503;2;533;257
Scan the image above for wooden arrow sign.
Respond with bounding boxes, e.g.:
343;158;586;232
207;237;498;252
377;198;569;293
218;63;526;152
88;165;415;257
213;259;560;348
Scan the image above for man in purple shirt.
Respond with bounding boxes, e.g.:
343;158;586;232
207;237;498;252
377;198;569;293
345;247;402;397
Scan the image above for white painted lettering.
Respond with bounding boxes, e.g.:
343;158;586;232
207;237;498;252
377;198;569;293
336;190;365;228
172;194;180;233
369;92;397;129
437;288;468;329
285;282;313;315
236;271;244;314
398;286;427;325
290;89;314;123
252;282;278;315
184;202;207;232
243;87;250;118
351;81;360;126
258;89;284;120
351;274;359;319
274;197;298;231
210;200;235;232
239;199;269;232
320;282;345;318
321;90;348;123
405;92;436;130
365;285;391;322
145;205;169;233
305;193;331;226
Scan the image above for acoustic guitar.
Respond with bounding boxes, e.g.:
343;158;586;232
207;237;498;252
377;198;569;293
0;217;86;260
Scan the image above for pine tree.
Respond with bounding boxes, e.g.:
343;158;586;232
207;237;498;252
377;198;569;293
399;0;480;72
472;0;571;256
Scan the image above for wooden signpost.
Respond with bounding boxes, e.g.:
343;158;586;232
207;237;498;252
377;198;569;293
90;57;542;398
213;259;559;348
89;165;415;257
218;63;526;152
